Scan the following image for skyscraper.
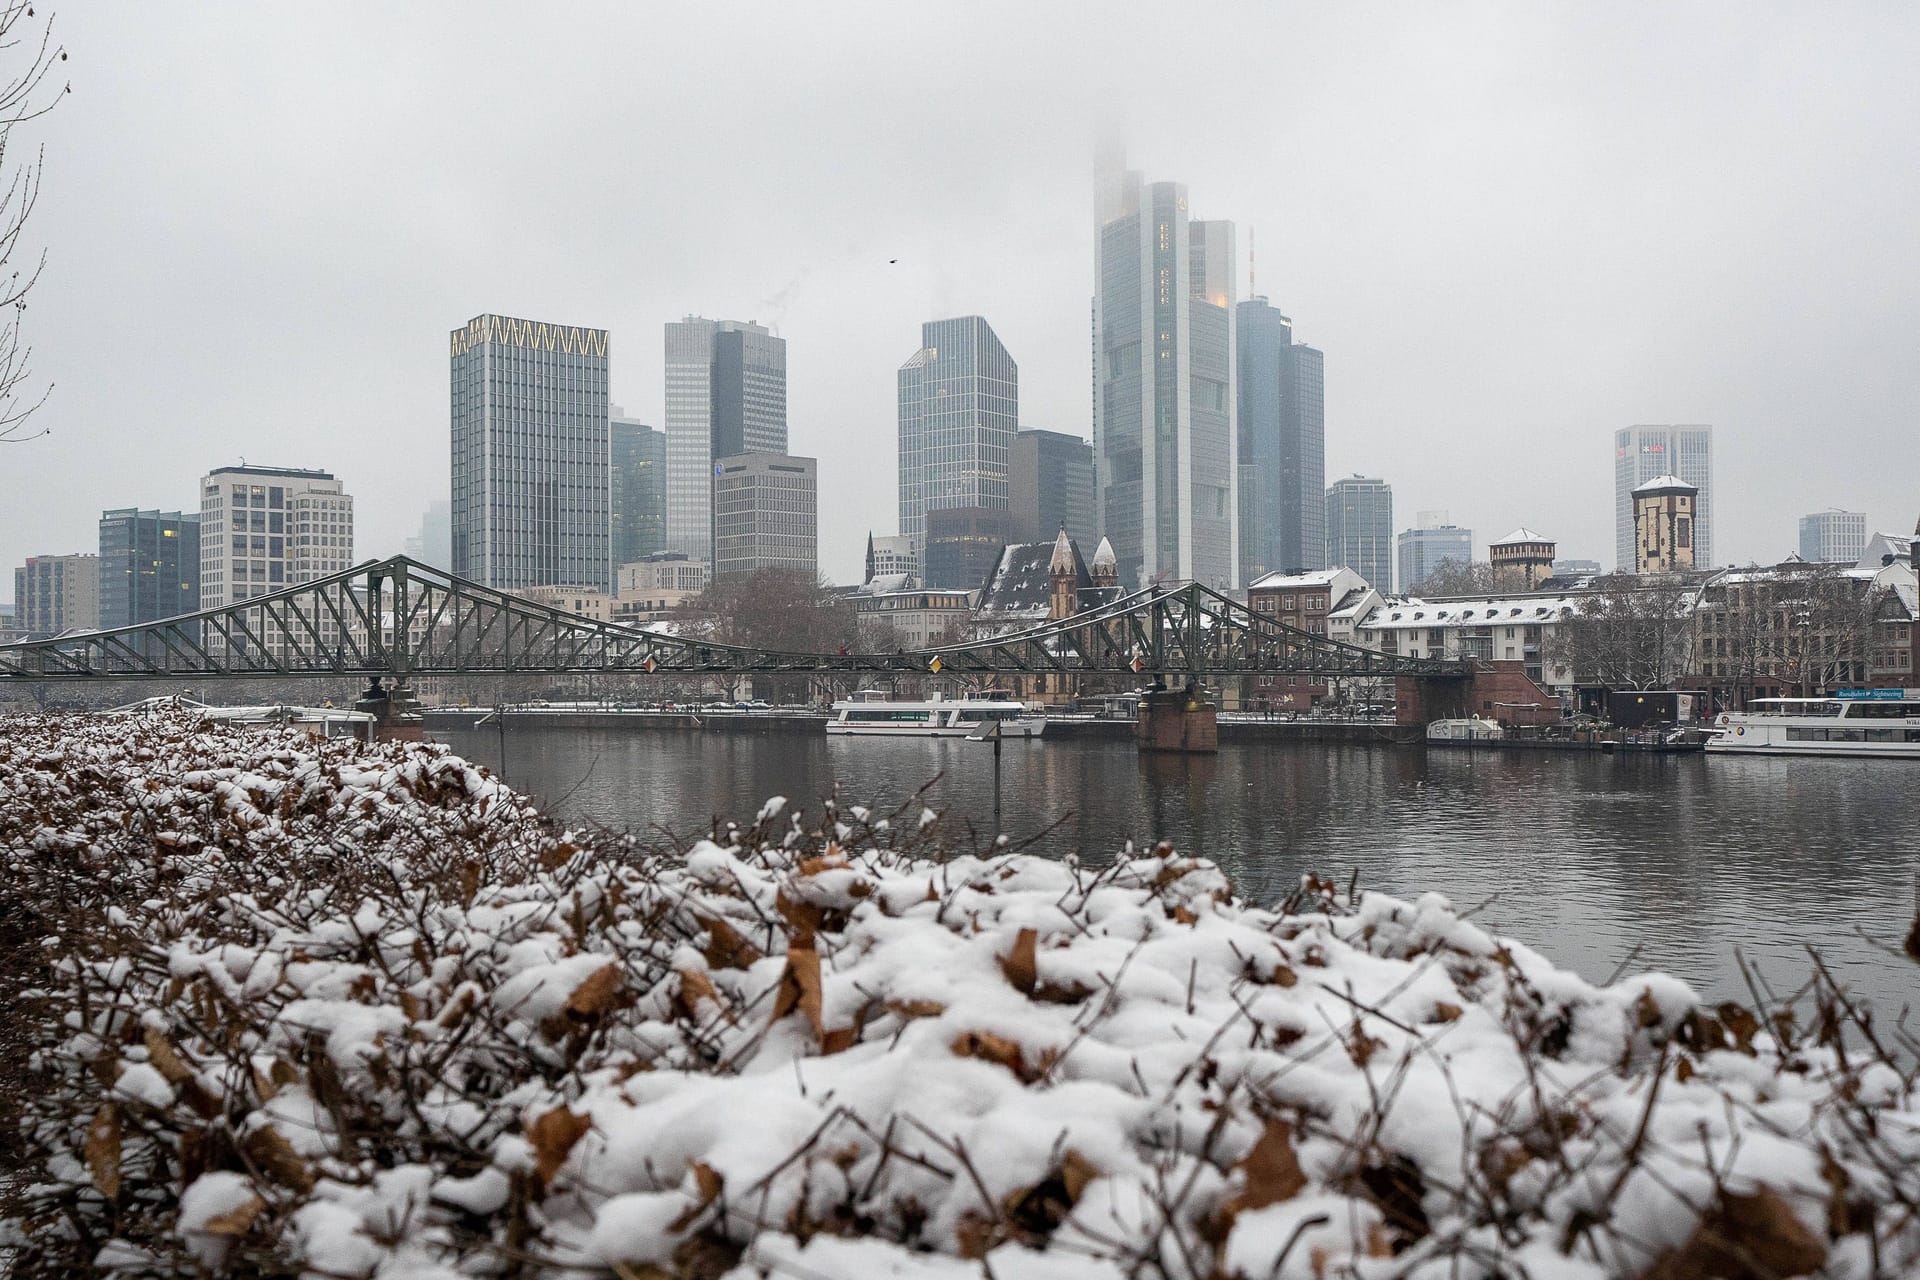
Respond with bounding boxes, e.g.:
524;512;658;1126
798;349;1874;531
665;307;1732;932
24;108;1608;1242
1009;429;1095;548
100;509;199;626
610;415;667;567
1614;426;1712;571
897;316;1016;550
712;452;817;580
1236;296;1325;580
197;465;349;599
1093;158;1237;588
450;314;611;590
1397;521;1473;594
1325;475;1393;591
13;554;98;637
664;317;786;561
1798;509;1867;564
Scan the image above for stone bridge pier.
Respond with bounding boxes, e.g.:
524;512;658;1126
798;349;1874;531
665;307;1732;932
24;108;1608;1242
1395;660;1560;729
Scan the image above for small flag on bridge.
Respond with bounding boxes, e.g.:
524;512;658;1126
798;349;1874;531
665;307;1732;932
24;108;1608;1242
1130;656;1145;674
642;655;658;674
928;656;943;674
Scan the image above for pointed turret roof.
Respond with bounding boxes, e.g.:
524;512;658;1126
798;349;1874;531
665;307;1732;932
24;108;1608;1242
1492;527;1549;546
1632;474;1694;496
1091;536;1116;570
1049;526;1076;575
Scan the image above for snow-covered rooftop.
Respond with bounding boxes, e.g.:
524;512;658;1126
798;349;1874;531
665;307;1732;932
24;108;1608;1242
1491;526;1550;546
1362;592;1584;631
1632;473;1695;496
1248;568;1347;591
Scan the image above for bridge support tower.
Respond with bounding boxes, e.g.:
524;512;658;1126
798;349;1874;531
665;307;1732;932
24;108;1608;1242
1135;683;1218;753
354;677;424;742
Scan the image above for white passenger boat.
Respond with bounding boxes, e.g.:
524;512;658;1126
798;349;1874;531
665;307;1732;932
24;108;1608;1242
827;689;1047;738
1707;693;1920;759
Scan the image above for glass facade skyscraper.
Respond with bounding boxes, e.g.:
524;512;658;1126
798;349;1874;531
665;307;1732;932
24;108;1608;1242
99;508;199;628
1325;475;1394;592
1236;297;1325;580
1798;509;1867;564
664;317;785;561
611;417;667;567
1397;523;1473;594
1614;425;1712;571
1094;163;1237;588
1009;428;1094;549
450;314;611;590
897;316;1016;550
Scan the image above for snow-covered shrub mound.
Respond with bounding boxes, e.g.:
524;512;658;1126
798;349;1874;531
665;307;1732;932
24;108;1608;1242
0;712;1915;1279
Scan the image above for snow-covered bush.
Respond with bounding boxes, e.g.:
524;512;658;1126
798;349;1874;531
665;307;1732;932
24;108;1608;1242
0;712;1915;1278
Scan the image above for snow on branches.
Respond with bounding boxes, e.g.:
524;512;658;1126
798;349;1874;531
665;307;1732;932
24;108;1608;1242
0;712;1914;1278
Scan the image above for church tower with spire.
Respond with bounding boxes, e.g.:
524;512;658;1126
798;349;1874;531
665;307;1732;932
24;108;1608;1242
1048;526;1080;621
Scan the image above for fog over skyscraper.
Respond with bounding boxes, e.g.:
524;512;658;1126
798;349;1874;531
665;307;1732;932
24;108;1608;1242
1236;296;1325;580
896;316;1016;550
1093;152;1237;589
1614;425;1712;571
450;314;610;591
663;318;786;562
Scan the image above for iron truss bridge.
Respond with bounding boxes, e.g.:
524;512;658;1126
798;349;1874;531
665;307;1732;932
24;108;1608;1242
0;556;1469;683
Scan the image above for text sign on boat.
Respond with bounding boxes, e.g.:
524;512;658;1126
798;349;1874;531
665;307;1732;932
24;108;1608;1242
1836;688;1905;701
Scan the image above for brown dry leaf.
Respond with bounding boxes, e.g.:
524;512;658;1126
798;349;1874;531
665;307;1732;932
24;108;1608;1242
1224;1119;1308;1219
950;1029;1054;1082
776;890;823;948
999;928;1038;996
143;1027;193;1084
243;1124;314;1193
398;989;424;1023
458;859;482;906
769;948;825;1040
1675;1055;1697;1083
1718;1002;1762;1055
565;963;626;1018
200;1192;266;1237
1173;904;1198;925
668;1160;726;1233
1635;988;1664;1029
85;1104;121;1202
702;916;763;970
1347;1027;1387;1068
528;1107;593;1186
797;847;847;876
1272;963;1299;988
955;1212;998;1259
1060;1150;1100;1202
821;1025;860;1055
540;840;579;869
675;968;722;1021
886;998;947;1020
1642;1184;1826;1280
1432;1002;1463;1024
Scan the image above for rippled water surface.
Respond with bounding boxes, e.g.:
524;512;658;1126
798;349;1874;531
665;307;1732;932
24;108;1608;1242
433;726;1920;1015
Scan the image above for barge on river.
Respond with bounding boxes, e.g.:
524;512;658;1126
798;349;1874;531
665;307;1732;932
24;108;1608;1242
826;689;1047;739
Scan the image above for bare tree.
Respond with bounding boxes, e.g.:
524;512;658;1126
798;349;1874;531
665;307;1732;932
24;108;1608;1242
1710;562;1880;699
0;3;66;444
1545;574;1695;690
1412;559;1532;596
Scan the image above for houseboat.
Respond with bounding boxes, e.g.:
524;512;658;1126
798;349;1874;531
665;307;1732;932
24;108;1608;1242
826;689;1047;738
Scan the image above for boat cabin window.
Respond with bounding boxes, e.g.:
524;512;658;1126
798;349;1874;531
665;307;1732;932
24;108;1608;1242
1753;700;1841;717
843;709;932;722
1842;701;1920;719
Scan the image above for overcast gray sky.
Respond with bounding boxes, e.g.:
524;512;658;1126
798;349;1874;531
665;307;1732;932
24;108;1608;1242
4;2;1917;599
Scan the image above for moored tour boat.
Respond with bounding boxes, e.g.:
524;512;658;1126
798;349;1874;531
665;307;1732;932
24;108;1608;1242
1706;692;1920;759
827;689;1047;738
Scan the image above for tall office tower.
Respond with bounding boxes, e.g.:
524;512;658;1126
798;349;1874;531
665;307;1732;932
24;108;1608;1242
924;506;1009;590
450;314;611;590
1798;509;1867;564
1009;428;1094;547
864;534;919;583
664;317;785;560
897;316;1017;549
712;452;817;580
1093;159;1237;588
1614;425;1712;570
1235;297;1325;580
1397;522;1473;594
1325;475;1394;591
98;510;198;628
403;499;453;571
13;553;99;636
610;415;667;567
196;466;349;608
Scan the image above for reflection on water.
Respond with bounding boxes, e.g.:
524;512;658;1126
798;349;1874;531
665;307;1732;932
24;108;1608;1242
435;726;1920;1014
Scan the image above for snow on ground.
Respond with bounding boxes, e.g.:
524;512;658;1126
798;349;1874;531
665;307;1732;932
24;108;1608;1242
0;711;1914;1278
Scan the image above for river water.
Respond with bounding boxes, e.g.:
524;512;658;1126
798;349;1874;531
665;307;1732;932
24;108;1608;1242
433;726;1919;1017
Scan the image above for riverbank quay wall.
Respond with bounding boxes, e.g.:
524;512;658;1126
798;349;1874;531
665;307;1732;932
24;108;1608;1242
1396;659;1560;727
